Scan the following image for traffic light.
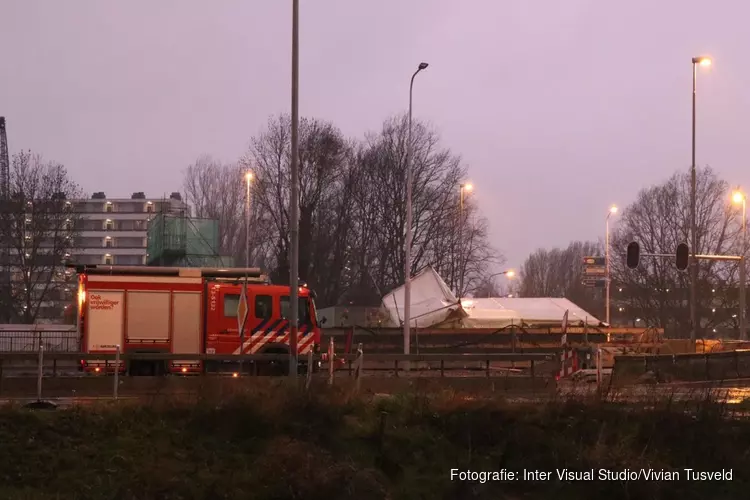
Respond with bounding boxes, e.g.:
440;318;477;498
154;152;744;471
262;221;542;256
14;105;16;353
626;241;640;269
675;243;689;271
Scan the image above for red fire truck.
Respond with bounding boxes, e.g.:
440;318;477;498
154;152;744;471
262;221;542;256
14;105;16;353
72;265;321;376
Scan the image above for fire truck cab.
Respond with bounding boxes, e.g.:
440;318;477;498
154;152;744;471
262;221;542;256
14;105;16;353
73;265;321;376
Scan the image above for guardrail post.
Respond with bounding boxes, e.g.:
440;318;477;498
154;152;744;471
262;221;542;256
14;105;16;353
704;353;710;380
305;350;313;391
36;343;44;402
440;359;444;377
353;343;363;393
327;338;334;386
596;348;602;390
735;350;740;379
485;359;490;378
530;359;535;382
114;345;120;400
378;411;388;457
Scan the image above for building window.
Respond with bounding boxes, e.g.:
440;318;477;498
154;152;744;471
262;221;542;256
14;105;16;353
145;203;154;213
103;255;113;265
104;237;113;248
105;202;113;213
135;220;143;230
104;219;114;231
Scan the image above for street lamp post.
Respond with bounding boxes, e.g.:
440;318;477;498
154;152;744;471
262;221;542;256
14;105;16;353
458;183;473;298
485;270;515;298
733;189;747;340
690;55;711;344
289;0;300;377
245;172;253;269
606;205;617;325
403;61;428;357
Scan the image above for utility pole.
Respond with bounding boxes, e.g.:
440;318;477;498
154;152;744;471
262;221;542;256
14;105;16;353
289;0;300;377
690;55;711;343
403;62;428;359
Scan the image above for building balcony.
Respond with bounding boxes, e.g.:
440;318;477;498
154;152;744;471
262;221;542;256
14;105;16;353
73;247;147;256
79;229;146;238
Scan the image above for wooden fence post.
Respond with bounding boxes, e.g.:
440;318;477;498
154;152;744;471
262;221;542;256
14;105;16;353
327;338;335;386
353;343;363;393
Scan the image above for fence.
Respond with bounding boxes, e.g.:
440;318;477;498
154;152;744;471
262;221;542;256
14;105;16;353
0;348;558;402
0;330;79;352
612;350;750;385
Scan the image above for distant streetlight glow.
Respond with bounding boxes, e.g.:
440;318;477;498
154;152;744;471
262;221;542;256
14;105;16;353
506;270;515;278
458;182;474;297
606;205;618;325
733;187;748;340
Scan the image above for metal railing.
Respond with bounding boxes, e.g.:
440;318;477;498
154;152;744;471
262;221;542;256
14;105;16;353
0;330;79;353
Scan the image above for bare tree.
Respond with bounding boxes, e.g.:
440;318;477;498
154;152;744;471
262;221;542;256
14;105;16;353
182;155;275;268
611;166;740;336
0;150;80;323
518;241;603;314
187;113;503;309
351;114;503;298
247;115;356;306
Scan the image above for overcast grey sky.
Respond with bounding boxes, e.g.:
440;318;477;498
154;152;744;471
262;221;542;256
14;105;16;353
2;0;749;273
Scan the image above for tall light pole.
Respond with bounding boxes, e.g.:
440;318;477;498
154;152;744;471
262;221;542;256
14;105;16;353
690;55;711;343
458;183;473;298
289;0;300;377
403;61;428;357
245;172;253;269
605;204;617;325
732;189;747;341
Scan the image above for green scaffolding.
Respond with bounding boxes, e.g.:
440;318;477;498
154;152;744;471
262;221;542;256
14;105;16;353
146;212;233;267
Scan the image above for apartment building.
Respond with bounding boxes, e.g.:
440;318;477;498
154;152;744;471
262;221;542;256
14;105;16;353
71;192;187;266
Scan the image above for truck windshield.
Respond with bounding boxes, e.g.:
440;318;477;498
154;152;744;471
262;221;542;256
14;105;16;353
280;296;310;324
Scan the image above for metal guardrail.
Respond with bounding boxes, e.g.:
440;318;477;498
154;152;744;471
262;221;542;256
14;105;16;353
0;352;556;363
0;330;79;353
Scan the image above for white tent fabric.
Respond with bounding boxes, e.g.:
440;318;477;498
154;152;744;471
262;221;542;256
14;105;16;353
458;297;601;328
381;266;602;328
381;266;460;328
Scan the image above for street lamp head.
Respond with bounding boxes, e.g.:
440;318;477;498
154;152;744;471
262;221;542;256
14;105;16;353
418;62;429;70
692;56;712;66
609;205;618;214
505;270;515;278
461;183;473;192
732;190;745;204
245;171;254;183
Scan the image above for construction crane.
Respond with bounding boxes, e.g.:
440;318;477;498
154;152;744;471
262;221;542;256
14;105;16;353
0;117;8;200
0;116;10;321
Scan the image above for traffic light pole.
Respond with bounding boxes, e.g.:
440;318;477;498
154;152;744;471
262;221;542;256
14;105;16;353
639;252;742;262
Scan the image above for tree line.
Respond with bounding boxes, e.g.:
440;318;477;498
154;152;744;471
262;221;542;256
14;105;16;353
183;113;504;309
516;167;744;338
1;113;505;322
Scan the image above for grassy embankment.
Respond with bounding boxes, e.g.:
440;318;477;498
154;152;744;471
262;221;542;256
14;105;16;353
0;381;748;499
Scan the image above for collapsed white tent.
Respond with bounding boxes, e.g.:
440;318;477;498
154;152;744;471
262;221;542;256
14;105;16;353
381;266;602;329
381;266;460;328
455;297;601;328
